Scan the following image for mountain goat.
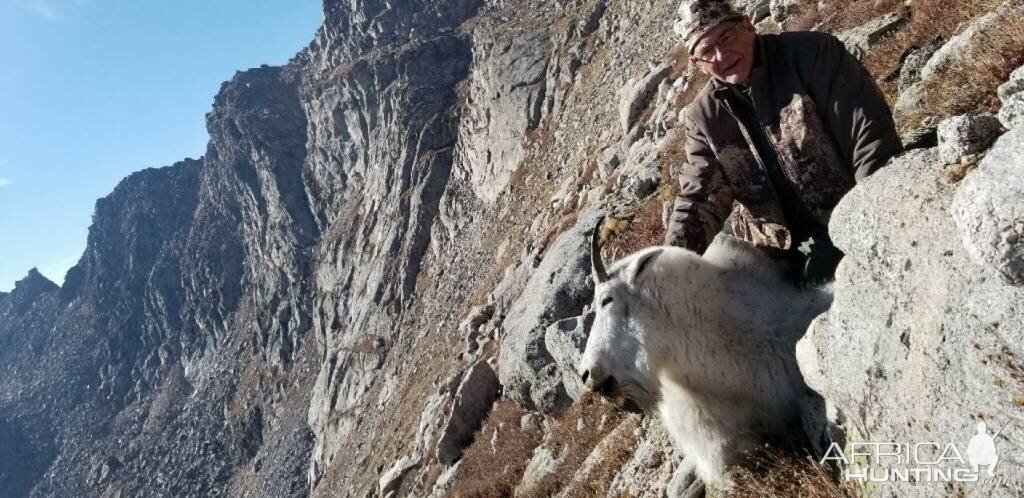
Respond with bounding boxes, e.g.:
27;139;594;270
578;225;831;486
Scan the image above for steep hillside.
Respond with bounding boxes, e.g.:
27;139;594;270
1;0;1022;497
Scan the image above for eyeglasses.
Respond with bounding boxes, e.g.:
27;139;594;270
691;22;743;63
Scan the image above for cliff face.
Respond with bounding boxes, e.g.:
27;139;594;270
2;0;1023;497
1;0;518;494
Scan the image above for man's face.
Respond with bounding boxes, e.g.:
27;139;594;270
689;18;757;85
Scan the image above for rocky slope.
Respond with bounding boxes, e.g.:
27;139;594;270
1;0;1022;497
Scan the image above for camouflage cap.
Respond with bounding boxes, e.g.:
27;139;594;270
674;0;744;54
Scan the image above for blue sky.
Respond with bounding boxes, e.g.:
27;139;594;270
0;0;323;292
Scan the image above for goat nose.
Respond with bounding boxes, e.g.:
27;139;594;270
581;366;602;390
581;366;616;395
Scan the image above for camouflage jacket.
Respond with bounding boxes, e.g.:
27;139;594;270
664;31;902;252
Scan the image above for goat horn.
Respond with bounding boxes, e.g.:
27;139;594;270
591;216;609;283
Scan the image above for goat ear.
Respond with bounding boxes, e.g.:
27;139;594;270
626;249;663;287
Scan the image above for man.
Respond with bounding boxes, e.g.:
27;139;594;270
663;0;902;285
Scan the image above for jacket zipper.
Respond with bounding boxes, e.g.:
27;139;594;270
720;95;787;211
746;93;799;188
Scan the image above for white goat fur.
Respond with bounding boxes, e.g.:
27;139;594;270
579;234;830;485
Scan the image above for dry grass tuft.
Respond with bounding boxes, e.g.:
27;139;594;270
912;12;1024;121
862;0;1022;123
451;400;544;498
729;447;860;498
788;0;904;33
676;66;711;111
526;393;630;497
774;0;1023;130
602;196;672;261
558;417;639;498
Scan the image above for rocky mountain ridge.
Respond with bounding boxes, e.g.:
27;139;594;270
2;0;1023;496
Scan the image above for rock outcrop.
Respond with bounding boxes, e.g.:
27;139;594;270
498;208;602;413
3;0;1023;496
436;361;500;465
952;125;1024;286
798;142;1024;496
936;113;1002;164
837;12;905;61
998;65;1024;128
894;0;1024;124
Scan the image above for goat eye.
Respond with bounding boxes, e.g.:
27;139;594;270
600;296;613;307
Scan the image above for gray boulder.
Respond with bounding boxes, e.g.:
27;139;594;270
515;445;562;496
951;124;1024;285
617;63;672;135
900;115;940;151
736;0;771;23
460;303;496;353
797;146;1024;497
378;392;450;496
436;361;501;466
607;420;677;497
429;461;461;497
837;12;905;61
459;303;495;334
936;114;1002;164
599;145;623;179
898;37;943;94
544;311;594;401
378;456;418;498
497;209;603;412
919;1;1021;84
769;0;804;25
998;65;1024;101
625;164;662;200
666;458;705;498
998;65;1024;129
